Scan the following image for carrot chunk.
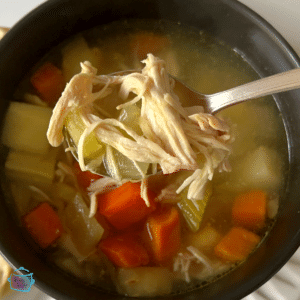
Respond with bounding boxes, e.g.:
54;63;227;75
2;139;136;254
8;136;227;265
99;233;149;268
97;182;156;230
23;202;63;248
30;62;65;105
73;161;102;190
130;33;171;60
232;190;267;231
146;206;181;262
214;227;261;262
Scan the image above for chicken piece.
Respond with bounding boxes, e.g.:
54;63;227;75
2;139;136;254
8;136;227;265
47;54;231;202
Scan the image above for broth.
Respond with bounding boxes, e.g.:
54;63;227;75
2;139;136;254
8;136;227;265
2;19;288;297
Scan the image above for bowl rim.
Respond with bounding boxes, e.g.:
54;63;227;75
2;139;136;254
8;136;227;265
0;0;300;299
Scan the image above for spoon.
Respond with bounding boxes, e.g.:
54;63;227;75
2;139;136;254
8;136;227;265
177;67;300;114
65;67;300;178
114;67;300;114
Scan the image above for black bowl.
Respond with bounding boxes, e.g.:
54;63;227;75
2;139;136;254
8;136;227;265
0;0;300;299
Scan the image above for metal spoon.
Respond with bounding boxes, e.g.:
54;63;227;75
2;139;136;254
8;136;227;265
107;67;300;113
65;67;300;178
178;67;300;114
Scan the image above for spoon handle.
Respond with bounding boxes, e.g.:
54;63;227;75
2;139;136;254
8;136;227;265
208;68;300;113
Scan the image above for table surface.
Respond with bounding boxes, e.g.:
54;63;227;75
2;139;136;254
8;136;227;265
0;0;299;300
0;0;300;55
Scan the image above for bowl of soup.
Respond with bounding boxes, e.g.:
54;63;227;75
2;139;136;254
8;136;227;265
0;0;300;299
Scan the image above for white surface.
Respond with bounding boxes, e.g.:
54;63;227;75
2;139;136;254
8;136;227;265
239;0;300;56
1;0;300;299
0;0;46;28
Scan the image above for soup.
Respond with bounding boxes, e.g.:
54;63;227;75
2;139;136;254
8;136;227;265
1;20;287;297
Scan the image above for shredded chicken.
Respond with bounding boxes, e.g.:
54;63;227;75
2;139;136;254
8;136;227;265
28;185;52;202
57;161;76;178
173;246;213;282
88;177;120;218
47;62;118;147
55;160;78;186
47;54;231;202
267;192;280;219
87;177;151;218
140;178;151;207
155;184;181;203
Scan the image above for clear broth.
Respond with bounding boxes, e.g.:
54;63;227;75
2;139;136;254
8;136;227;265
7;19;288;296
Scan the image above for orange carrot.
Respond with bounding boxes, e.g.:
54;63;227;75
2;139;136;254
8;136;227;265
30;62;65;105
97;182;156;230
214;227;261;262
146;206;181;262
98;233;149;268
23;202;63;248
130;33;171;60
73;161;102;190
232;190;267;231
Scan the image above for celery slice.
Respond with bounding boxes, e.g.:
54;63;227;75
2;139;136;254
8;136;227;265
177;181;212;232
118;104;143;135
102;105;150;180
65;104;150;180
64;109;106;164
104;146;149;180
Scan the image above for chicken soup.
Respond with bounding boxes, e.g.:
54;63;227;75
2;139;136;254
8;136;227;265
1;19;287;297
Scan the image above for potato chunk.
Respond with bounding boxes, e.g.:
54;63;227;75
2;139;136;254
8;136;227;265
186;224;222;253
62;35;101;82
1;102;52;154
218;102;279;157
5;148;58;188
240;146;283;191
217;146;284;193
117;267;173;297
